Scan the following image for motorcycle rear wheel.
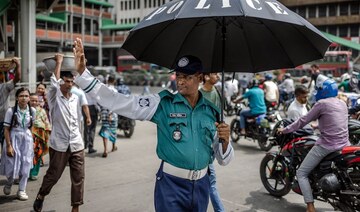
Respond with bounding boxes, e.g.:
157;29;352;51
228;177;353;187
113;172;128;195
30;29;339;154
230;119;240;142
260;154;291;197
258;135;272;151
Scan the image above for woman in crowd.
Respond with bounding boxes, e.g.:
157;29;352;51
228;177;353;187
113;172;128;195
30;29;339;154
0;87;36;200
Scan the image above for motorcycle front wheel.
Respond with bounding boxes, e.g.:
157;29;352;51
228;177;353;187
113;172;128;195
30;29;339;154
230;119;240;142
260;154;291;197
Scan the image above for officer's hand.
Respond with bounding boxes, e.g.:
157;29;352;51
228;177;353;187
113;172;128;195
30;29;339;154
73;38;86;75
215;122;230;144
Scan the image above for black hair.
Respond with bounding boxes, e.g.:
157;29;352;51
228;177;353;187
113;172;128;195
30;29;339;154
36;83;47;89
311;64;319;69
294;85;309;97
108;75;116;83
9;87;33;131
60;71;74;79
30;92;37;96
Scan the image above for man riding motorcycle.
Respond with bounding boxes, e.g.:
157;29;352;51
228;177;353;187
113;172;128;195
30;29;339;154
278;74;350;212
263;73;279;109
233;79;266;135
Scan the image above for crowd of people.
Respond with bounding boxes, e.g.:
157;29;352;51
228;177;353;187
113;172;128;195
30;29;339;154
0;37;359;212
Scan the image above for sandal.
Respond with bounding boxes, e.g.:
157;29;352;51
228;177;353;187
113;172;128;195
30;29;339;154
102;153;108;158
111;146;118;152
33;194;44;212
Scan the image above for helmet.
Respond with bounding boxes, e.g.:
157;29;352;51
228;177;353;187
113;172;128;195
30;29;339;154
314;74;338;101
265;73;273;81
341;73;350;82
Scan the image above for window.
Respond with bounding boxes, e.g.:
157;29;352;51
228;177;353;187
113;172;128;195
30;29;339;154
318;5;327;17
329;4;337;16
298;7;306;18
120;1;123;10
328;26;337;35
339;3;349;16
144;0;147;8
339;25;348;37
125;1;127;10
350;2;360;15
318;26;326;32
308;5;316;18
350;24;359;37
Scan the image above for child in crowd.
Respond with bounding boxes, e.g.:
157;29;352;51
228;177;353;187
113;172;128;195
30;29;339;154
29;93;51;180
0;87;36;200
99;75;118;158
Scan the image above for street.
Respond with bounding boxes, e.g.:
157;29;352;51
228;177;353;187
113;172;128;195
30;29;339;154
0;87;333;212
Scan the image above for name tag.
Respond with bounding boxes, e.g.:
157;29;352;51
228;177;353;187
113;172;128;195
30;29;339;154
170;113;186;118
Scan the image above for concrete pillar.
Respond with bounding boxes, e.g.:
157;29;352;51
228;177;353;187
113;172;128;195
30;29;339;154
20;0;36;91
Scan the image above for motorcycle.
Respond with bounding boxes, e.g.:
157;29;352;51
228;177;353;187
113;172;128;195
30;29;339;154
348;118;360;145
117;115;136;138
260;119;360;211
230;102;281;151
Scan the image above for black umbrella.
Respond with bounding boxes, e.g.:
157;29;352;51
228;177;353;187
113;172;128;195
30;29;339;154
121;0;331;121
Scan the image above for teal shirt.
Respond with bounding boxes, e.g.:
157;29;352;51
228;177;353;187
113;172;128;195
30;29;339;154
242;87;266;115
151;90;220;170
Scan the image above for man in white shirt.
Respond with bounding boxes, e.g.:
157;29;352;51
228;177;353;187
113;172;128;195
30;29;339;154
287;85;309;120
33;54;86;212
263;73;279;107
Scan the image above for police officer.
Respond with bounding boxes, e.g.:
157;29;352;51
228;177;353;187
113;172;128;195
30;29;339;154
73;38;234;211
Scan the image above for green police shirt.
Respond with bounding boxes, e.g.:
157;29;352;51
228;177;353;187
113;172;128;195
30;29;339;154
75;70;234;171
151;90;220;170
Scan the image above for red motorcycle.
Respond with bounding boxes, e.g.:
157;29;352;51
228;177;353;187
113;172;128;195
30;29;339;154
260;119;360;211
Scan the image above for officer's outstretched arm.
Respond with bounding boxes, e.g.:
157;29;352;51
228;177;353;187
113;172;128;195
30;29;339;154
75;69;160;121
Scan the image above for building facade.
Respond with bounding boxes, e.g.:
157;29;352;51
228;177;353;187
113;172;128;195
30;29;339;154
279;0;360;57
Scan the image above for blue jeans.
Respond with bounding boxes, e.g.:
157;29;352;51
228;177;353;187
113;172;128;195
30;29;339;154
209;164;225;212
240;109;252;129
155;162;210;212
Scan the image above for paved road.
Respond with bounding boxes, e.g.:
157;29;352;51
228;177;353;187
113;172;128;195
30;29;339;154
1;87;333;212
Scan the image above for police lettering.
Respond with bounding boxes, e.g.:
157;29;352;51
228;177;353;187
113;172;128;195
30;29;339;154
145;0;288;21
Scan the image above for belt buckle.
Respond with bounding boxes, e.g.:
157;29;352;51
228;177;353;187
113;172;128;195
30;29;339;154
191;170;199;180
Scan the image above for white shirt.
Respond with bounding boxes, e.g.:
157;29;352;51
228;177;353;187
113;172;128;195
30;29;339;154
279;78;295;94
264;81;278;102
224;79;238;98
47;74;85;152
287;99;308;120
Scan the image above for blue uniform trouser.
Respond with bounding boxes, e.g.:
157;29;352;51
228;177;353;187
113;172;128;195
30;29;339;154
209;164;225;212
154;162;210;212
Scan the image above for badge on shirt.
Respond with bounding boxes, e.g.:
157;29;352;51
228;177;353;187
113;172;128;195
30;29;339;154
173;130;182;141
172;124;182;141
170;113;186;118
139;98;150;107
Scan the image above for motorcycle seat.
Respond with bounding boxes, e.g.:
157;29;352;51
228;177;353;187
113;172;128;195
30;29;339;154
323;150;342;161
293;127;314;137
246;114;266;122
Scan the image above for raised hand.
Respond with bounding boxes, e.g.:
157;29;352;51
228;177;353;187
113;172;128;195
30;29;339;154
73;38;86;75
